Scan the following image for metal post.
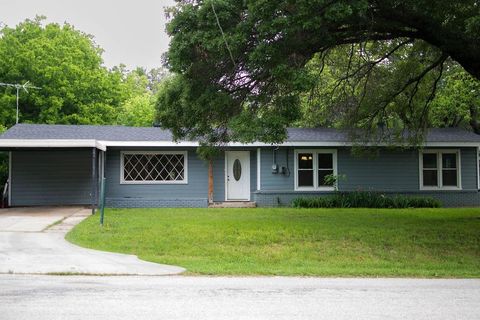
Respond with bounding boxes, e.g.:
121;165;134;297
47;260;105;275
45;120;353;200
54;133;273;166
100;177;106;225
91;148;97;215
0;82;40;124
97;151;102;205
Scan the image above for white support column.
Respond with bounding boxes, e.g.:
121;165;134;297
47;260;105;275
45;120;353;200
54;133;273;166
257;148;261;191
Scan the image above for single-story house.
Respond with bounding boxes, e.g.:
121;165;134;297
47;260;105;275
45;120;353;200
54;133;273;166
0;123;479;208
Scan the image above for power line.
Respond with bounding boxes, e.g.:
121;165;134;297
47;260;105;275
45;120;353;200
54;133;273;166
0;81;41;124
211;2;236;68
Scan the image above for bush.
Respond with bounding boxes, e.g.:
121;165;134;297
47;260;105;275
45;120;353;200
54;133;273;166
291;192;442;208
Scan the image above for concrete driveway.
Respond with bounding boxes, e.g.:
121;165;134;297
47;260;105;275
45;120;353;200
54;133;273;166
0;207;185;275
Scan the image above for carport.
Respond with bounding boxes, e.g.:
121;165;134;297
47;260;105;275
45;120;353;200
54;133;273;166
0;138;106;214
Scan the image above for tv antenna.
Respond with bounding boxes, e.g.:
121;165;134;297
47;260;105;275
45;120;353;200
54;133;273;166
0;81;41;124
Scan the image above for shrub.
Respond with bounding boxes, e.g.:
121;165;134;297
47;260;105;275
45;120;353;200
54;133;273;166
291;192;441;208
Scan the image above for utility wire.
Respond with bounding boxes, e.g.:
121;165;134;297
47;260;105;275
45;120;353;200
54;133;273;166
211;2;236;67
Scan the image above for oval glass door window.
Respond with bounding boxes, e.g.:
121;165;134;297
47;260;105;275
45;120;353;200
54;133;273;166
233;159;242;181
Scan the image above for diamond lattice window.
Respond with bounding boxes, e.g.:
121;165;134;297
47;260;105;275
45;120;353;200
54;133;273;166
122;152;186;183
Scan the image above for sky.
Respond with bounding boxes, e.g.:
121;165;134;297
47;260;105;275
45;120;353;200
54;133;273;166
0;0;176;70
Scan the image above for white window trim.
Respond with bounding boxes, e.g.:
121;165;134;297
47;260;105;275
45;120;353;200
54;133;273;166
294;149;338;191
120;150;188;185
419;149;461;191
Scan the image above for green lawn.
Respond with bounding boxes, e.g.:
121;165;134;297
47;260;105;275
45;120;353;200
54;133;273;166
66;208;480;277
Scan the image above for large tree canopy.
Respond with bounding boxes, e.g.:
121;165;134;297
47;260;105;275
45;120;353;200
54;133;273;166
0;17;123;126
0;17;163;129
157;0;480;144
296;44;480;136
0;17;164;184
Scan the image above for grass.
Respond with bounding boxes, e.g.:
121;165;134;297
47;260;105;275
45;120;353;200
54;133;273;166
66;208;480;277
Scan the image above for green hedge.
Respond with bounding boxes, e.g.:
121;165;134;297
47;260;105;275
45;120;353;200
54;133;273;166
292;192;442;208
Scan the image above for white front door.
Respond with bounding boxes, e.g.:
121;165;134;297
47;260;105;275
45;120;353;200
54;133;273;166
225;151;250;201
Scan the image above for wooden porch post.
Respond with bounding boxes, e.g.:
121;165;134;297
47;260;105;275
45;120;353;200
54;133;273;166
91;147;97;215
208;159;214;204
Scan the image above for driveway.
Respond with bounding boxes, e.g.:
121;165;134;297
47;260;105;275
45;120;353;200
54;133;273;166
0;207;185;275
0;275;479;320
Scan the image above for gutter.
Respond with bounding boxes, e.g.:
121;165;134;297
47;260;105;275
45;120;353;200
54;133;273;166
0;139;478;150
0;139;106;151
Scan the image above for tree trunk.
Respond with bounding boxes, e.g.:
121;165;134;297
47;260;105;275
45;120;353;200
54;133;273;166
208;159;214;204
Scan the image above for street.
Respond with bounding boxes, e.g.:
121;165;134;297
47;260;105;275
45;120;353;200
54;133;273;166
0;275;478;320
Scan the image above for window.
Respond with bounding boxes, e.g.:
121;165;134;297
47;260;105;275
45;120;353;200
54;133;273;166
297;153;314;187
420;150;460;190
121;151;188;184
318;153;334;187
422;153;438;187
295;150;337;191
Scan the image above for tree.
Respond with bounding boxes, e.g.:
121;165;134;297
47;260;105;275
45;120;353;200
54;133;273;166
116;94;156;127
295;52;480;136
113;66;165;126
158;0;480;143
147;67;170;93
430;65;480;134
0;17;163;188
0;16;122;127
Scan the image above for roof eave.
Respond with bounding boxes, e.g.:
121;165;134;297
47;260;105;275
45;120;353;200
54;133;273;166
0;139;106;151
0;139;478;150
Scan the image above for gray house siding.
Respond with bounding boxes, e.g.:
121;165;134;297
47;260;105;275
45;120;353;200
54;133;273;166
212;155;224;203
106;148;258;207
105;148;209;207
255;147;479;207
338;148;418;191
8;146;478;208
459;147;478;190
259;147;294;191
10;149;92;206
339;147;478;191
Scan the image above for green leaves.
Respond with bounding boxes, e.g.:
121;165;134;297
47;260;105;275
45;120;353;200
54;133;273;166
0;17;165;130
0;17;115;126
160;0;480;144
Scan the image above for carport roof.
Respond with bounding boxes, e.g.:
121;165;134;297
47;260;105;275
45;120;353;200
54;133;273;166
0;124;175;141
0;123;479;148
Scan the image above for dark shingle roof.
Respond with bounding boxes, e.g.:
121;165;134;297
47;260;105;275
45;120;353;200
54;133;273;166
286;127;480;143
0;124;174;141
1;123;479;143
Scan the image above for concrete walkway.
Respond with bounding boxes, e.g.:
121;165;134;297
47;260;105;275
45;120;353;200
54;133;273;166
0;207;185;275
